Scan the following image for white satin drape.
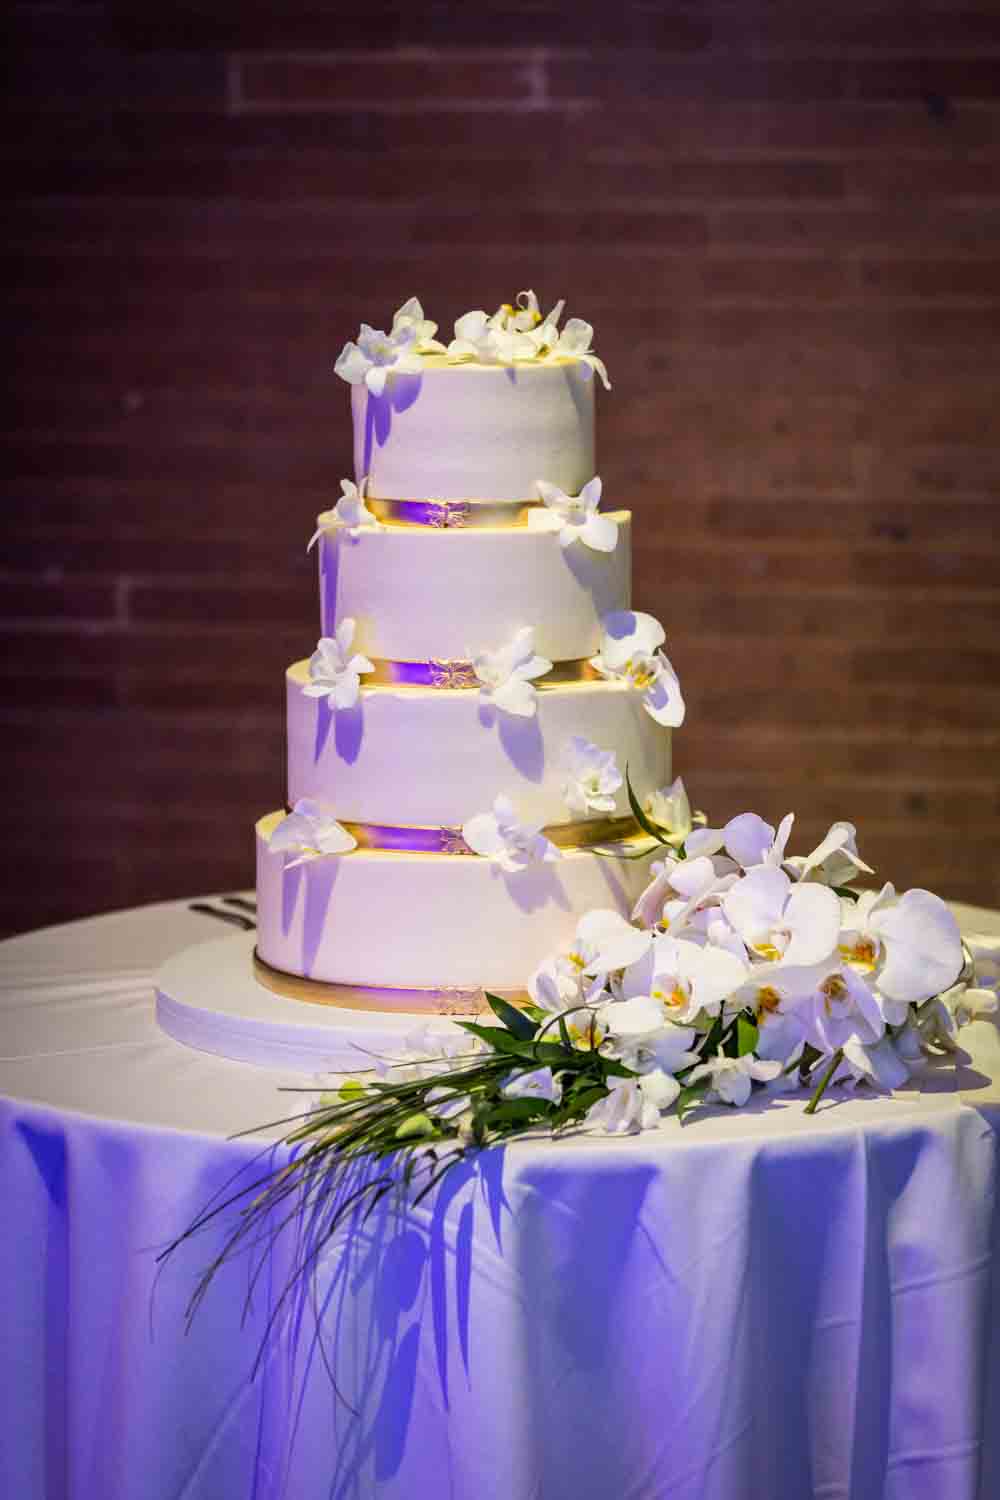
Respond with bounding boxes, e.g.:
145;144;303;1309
3;898;1000;1500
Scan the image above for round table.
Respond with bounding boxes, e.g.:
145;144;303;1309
3;896;1000;1500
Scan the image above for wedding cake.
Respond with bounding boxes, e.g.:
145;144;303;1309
253;294;685;1003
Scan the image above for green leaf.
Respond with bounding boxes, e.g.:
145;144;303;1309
456;1022;537;1059
485;991;538;1040
337;1078;366;1103
625;763;670;844
484;1098;552;1128
394;1112;437;1140
550;1083;608;1127
675;1079;710;1124
736;1014;759;1057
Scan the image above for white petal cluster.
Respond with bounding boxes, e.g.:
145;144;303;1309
530;476;618;553
334;291;610;389
590;611;685;727
334;297;445;395
302;620;374;710
446;290;611;387
560;736;622;815
472;626;552;718
462;795;561;874
269;798;357;867
308;476;381;549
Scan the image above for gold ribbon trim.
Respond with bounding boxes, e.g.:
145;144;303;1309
284;814;644;856
366;499;540;529
364;656;600;689
253;950;530;1015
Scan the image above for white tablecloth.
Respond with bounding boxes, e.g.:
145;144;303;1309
3;897;1000;1500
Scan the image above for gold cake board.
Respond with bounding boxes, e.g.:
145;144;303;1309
252;949;529;1017
155;931;509;1073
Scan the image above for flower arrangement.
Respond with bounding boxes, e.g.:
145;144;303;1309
163;781;995;1323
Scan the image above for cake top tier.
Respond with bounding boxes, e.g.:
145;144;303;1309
336;293;608;502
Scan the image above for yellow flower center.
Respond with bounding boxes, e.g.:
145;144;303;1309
652;982;689;1012
567;951;587;971
755;985;782;1019
753;941;783;961
838;937;879;971
566;1017;603;1050
820;974;849;1012
625;656;656;690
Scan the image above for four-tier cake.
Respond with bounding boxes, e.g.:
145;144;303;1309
254;294;685;1001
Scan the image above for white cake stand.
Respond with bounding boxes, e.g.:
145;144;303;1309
155;933;484;1071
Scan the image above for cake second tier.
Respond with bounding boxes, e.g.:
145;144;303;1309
317;510;630;662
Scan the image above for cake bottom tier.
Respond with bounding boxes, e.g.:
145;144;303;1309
255;810;655;992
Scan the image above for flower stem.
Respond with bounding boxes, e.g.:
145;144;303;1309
804;1048;844;1116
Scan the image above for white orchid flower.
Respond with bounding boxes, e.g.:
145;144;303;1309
502;1066;563;1104
373;1022;484;1083
308;476;380;548
809;962;885;1052
643;776;709;849
722;866;841;966
269;798;357;867
447;306;537;365
390;296;446;352
530;476;619;553
838;883;964;1016
302;621;374;710
334;321;424;396
618;932;748;1026
528;909;652;1016
472;626;552;718
686;1051;782;1107
545;316;611;389
631;856;679;930
839;1033;912;1093
584;1075;665;1134
784;821;873;887
725;812;796;871
590;611;685;728
462;795;561;873
528;954;587;1014
560;736;623;815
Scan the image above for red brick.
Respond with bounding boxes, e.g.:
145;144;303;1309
549;54;850;103
860;259;1000;300
0;579;118;620
704;257;850;302
237;54;537;109
853;56;1000;102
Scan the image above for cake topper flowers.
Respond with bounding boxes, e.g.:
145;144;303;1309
333;292;611;388
447;291;611;387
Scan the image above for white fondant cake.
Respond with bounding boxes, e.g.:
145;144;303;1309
254;294;681;998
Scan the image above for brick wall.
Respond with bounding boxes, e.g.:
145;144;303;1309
7;1;1000;934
